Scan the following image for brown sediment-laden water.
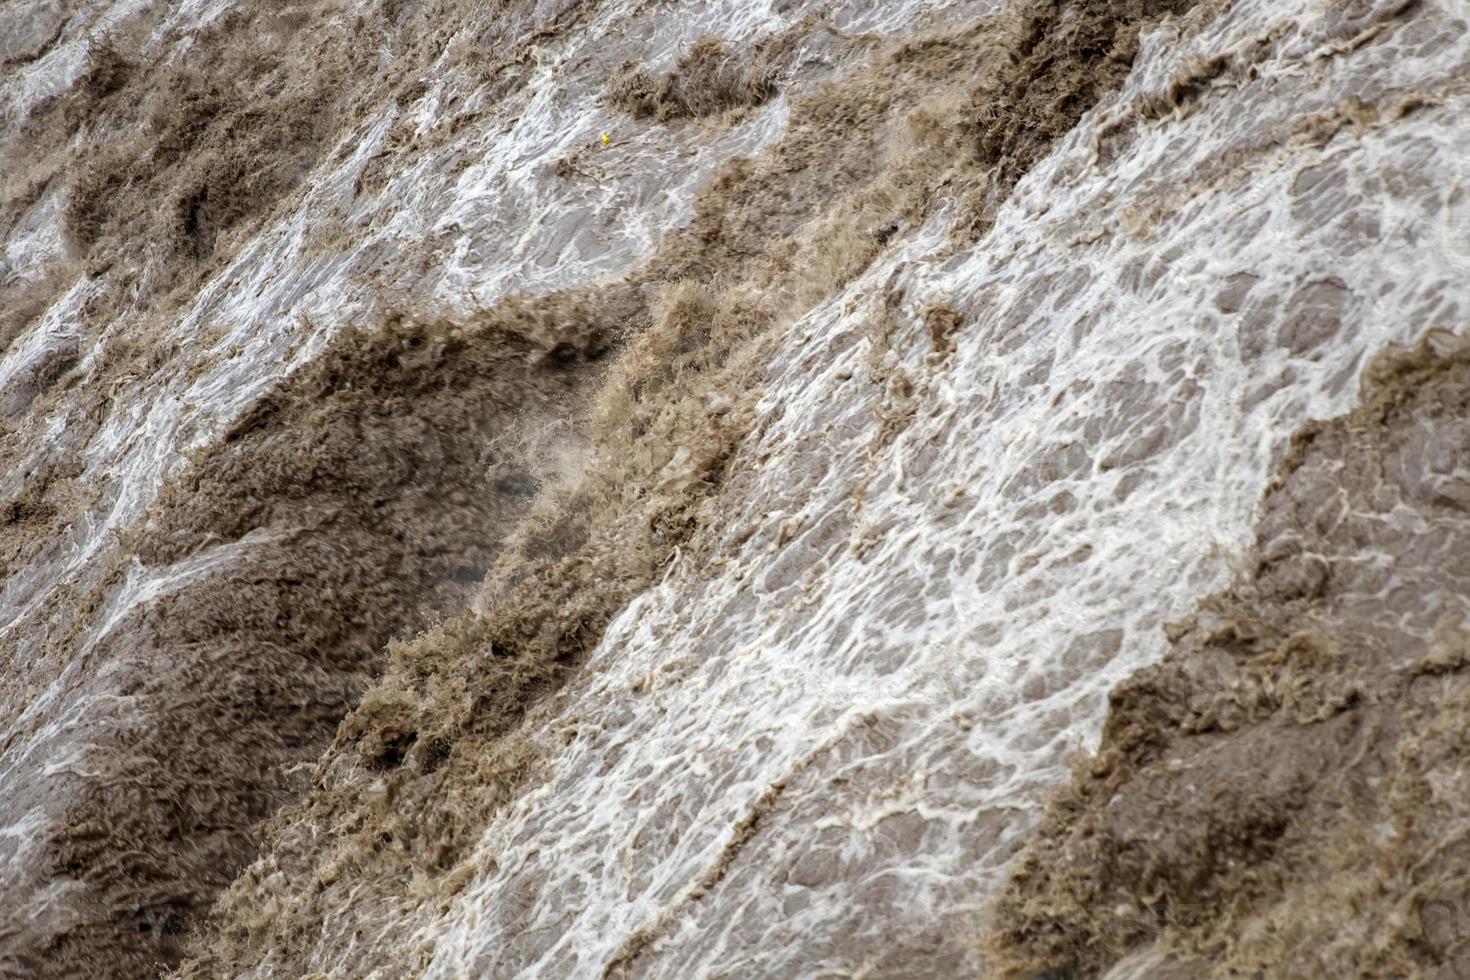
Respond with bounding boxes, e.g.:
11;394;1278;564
1;0;1468;976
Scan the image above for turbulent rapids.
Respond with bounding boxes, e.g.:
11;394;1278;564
2;0;1469;976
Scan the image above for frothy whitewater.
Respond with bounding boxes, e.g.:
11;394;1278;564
2;0;1468;975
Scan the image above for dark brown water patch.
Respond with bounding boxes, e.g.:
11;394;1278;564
0;288;633;976
955;0;1219;239
606;34;785;122
0;2;1247;975
985;330;1470;977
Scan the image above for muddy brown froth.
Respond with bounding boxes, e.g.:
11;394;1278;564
986;330;1470;976
2;0;617;972
2;0;1277;974
0;292;628;974
0;0;608;570
174;4;1228;977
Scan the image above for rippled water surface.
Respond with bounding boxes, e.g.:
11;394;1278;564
2;0;1468;974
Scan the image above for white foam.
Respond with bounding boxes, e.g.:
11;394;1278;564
0;0;983;943
409;1;1470;974
2;0;1466;972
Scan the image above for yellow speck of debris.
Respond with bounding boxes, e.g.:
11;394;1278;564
600;132;611;146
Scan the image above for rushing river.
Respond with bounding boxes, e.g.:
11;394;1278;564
2;0;1468;975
